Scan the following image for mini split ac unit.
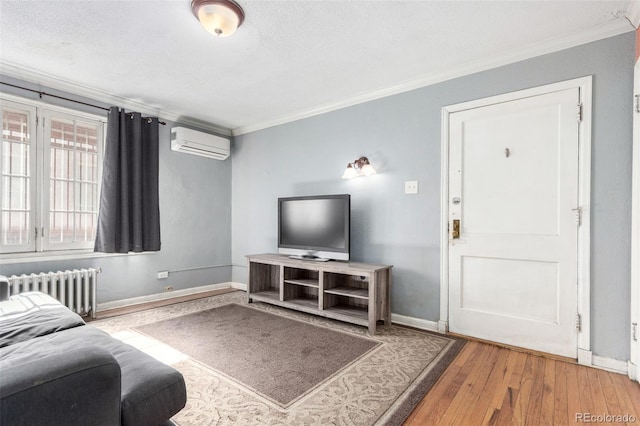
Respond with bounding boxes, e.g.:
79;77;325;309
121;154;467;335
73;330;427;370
170;127;230;160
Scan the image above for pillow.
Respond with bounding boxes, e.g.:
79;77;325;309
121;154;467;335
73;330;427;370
0;292;85;348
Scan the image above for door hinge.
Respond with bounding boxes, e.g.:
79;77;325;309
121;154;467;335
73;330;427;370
576;313;582;331
633;322;638;342
577;103;583;122
635;95;640;114
34;226;38;239
572;207;582;226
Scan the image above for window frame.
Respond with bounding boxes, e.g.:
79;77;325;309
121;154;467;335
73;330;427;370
0;99;37;254
0;93;106;256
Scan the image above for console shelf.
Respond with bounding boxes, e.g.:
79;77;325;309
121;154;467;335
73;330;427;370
283;278;319;288
246;253;392;334
250;290;279;302
324;286;369;300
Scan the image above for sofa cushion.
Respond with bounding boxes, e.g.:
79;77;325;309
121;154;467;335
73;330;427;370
0;346;121;426
0;292;85;348
0;325;187;426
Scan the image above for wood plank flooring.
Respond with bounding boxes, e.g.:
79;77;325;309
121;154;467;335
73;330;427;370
90;290;639;425
404;341;640;425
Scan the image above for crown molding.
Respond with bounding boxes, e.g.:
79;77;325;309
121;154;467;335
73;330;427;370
1;16;633;139
0;61;232;137
627;0;640;28
232;17;633;136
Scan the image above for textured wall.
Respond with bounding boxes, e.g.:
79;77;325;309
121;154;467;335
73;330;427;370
0;76;233;303
231;33;635;361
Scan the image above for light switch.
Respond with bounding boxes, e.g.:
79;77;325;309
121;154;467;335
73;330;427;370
405;181;418;194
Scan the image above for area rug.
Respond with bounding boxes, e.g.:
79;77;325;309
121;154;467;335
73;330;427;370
135;303;380;407
92;291;464;426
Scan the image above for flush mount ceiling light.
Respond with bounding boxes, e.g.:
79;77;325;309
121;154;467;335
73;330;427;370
342;156;377;179
191;0;245;37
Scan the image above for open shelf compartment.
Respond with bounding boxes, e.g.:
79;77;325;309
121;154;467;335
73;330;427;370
283;266;320;308
246;254;392;334
248;261;280;296
323;271;369;300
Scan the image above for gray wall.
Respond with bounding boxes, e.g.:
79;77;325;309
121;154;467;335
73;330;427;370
0;32;634;361
0;76;233;304
231;32;635;361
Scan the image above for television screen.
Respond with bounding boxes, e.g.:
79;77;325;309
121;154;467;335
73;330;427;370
278;194;350;261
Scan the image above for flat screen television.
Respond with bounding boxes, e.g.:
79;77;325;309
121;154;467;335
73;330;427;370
278;194;350;261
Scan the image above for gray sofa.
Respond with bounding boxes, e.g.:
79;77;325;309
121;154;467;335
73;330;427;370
0;280;187;426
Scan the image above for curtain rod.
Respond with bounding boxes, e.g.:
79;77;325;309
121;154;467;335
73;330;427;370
0;81;167;125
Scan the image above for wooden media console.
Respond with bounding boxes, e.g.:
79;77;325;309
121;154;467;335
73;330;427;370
246;253;392;334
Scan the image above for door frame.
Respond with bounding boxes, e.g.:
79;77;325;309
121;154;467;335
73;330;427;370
438;76;593;363
630;60;640;382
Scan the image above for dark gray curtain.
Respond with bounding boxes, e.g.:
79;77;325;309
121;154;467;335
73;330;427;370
94;107;161;253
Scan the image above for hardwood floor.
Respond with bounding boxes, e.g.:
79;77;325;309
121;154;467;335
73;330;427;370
88;290;640;425
404;340;640;425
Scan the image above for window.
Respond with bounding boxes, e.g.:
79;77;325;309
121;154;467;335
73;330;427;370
0;95;105;255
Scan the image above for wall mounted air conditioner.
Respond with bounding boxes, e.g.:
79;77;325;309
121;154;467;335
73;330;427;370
170;126;230;160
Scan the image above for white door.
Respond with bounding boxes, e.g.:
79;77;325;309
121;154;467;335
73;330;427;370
448;87;580;358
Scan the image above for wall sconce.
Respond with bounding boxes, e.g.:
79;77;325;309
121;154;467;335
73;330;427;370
191;0;245;37
342;156;377;179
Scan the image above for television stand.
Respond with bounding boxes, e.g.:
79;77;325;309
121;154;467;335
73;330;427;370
288;255;329;262
246;253;392;334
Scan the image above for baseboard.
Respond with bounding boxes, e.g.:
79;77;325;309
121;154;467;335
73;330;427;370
592;355;629;374
577;348;593;366
628;361;638;381
98;282;241;311
99;284;437;336
229;281;247;291
391;313;439;332
576;349;628;374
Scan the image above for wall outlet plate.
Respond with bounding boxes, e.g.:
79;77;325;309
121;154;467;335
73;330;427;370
157;270;169;279
163;286;174;292
405;181;419;194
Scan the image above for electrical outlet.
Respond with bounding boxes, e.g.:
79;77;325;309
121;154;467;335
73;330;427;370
157;270;169;279
163;286;174;292
405;181;418;194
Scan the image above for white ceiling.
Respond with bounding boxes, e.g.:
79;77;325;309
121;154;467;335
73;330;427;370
0;0;636;135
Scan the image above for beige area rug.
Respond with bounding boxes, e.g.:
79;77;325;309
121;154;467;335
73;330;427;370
134;303;380;408
92;291;464;426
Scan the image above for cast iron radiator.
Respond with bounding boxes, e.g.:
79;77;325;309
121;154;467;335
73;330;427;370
5;268;100;318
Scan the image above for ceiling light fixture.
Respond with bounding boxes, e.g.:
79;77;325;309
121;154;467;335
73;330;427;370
342;156;377;179
191;0;245;38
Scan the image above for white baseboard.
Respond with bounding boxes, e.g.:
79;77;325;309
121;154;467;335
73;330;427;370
229;281;247;291
592;355;629;375
97;282;242;311
576;349;627;374
577;348;593;366
97;288;632;378
391;313;439;332
628;361;638;381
